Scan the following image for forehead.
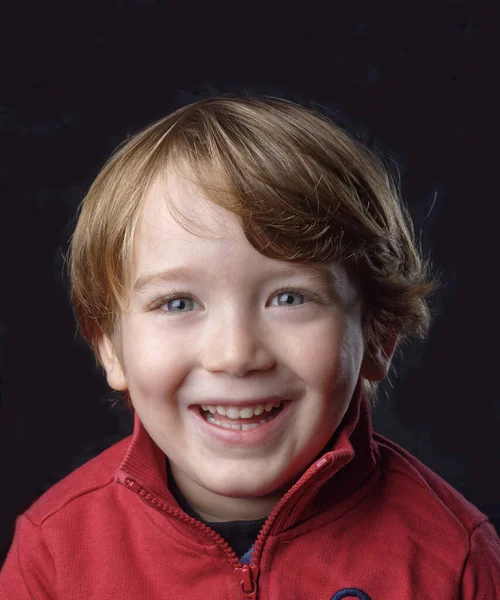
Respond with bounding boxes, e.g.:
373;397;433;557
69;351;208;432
132;168;361;307
139;167;246;245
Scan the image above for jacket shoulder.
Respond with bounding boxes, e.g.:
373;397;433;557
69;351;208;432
373;432;490;533
24;434;132;526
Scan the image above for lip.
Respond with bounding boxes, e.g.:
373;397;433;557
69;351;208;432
189;400;293;448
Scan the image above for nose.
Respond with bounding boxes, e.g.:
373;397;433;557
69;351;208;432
201;313;275;377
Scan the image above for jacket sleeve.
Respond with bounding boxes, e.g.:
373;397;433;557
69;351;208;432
460;520;500;599
0;515;56;599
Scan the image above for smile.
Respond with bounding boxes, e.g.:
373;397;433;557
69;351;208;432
198;401;285;430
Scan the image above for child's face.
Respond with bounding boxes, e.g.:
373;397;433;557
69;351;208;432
100;170;384;517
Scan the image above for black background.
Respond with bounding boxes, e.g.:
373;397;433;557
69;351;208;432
1;0;498;565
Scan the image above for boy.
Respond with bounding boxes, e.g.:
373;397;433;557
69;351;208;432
1;96;499;599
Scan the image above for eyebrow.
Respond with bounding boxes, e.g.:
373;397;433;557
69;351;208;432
132;263;338;295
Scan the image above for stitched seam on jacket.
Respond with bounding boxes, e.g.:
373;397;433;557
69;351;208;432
26;476;116;527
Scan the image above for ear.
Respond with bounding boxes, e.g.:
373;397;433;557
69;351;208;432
97;335;128;391
360;331;399;382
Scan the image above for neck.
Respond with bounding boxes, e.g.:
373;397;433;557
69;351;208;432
169;461;289;522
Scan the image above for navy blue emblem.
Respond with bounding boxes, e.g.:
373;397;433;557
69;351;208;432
330;589;371;600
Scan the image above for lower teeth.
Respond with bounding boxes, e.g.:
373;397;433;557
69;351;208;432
204;412;278;430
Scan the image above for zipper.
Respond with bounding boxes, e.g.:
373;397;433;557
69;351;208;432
233;563;259;599
122;478;249;594
122;454;332;599
248;454;332;566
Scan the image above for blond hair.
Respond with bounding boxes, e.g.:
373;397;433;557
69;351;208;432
68;96;440;410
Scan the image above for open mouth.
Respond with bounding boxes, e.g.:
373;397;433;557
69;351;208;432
198;401;285;431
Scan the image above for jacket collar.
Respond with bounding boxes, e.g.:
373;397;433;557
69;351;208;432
273;377;379;532
115;377;378;532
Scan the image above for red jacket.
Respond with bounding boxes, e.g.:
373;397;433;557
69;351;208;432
2;384;499;599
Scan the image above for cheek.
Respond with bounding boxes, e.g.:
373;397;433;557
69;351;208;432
336;317;366;383
120;320;188;398
287;316;363;386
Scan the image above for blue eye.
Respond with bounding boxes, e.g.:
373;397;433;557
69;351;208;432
162;296;196;313
271;291;305;307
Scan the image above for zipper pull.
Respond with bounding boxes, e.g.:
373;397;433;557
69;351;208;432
234;564;259;599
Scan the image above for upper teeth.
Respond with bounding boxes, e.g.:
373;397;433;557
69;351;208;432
200;402;282;419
